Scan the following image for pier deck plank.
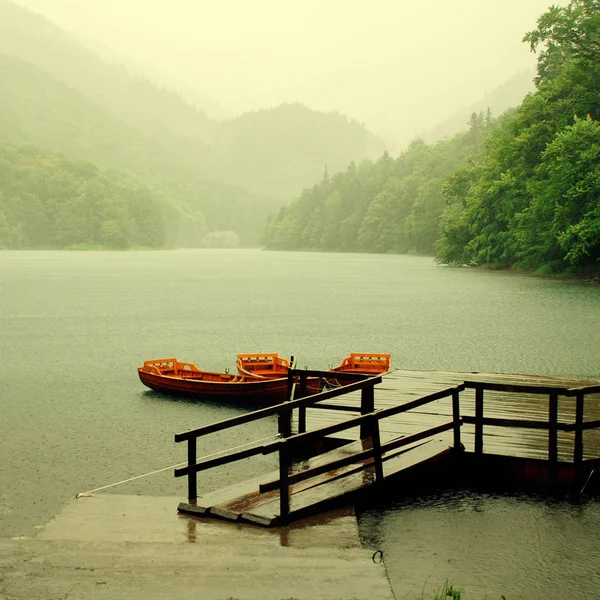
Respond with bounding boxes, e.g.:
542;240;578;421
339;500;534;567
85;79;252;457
304;370;600;461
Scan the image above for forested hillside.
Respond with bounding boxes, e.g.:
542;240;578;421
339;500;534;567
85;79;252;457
437;0;600;273
0;0;385;249
263;0;600;275
261;112;494;254
0;139;168;249
0;52;273;247
0;53;170;177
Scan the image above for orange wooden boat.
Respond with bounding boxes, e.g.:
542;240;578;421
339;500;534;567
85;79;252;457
138;358;289;404
330;353;391;376
236;353;291;379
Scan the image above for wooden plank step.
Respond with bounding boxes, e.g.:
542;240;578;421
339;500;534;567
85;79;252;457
179;438;381;521
241;440;452;526
181;435;436;525
205;438;389;521
178;471;274;517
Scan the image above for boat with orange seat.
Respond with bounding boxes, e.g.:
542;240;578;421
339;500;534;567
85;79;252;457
236;353;291;379
330;353;391;376
236;353;331;395
138;358;289;404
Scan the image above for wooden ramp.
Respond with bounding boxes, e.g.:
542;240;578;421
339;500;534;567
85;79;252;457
179;437;452;526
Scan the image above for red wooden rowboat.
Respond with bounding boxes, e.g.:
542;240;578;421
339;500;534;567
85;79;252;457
236;353;291;379
138;358;289;404
330;353;391;376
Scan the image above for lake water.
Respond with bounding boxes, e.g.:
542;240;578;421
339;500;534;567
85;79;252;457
1;249;600;598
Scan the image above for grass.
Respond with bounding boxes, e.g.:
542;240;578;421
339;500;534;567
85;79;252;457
431;582;462;599
424;581;507;599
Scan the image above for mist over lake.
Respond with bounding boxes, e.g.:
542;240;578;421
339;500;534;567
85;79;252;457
1;250;600;598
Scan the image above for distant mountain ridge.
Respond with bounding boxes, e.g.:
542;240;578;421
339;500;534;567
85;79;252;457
0;0;215;143
71;31;235;121
0;51;274;246
0;0;385;203
420;70;536;143
0;52;170;177
214;103;385;197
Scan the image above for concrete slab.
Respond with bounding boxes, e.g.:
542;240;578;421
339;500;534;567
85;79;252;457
0;494;394;600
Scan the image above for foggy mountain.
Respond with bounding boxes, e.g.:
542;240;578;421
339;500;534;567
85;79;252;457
0;0;560;253
10;0;551;150
0;0;215;142
214;104;385;198
0;53;173;177
71;31;235;121
0;0;385;200
419;70;536;144
0;51;275;247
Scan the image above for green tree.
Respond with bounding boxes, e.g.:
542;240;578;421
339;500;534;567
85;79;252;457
524;0;600;90
524;117;600;267
436;1;600;274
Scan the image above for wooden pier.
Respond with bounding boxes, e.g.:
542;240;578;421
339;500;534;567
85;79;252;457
175;369;600;527
306;370;600;461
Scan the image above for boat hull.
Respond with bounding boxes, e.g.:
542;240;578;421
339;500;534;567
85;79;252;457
138;368;290;405
330;353;391;376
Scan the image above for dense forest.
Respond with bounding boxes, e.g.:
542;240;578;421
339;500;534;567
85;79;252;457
437;0;600;273
0;52;272;248
0;139;168;249
261;113;493;254
0;0;383;249
263;0;600;275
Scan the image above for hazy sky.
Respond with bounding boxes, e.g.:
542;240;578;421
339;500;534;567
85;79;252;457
16;0;557;143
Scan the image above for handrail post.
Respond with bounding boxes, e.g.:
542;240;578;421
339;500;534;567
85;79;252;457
371;416;384;484
187;437;197;504
299;371;308;397
360;383;375;439
452;389;461;450
548;391;558;466
298;372;308;433
279;370;294;438
475;386;484;455
278;443;290;523
574;391;584;468
298;405;307;434
286;369;295;402
278;407;293;438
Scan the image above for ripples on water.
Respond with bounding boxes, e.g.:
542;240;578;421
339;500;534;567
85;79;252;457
1;250;600;598
358;490;600;600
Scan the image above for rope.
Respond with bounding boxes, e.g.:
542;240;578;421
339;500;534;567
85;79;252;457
74;433;281;498
580;468;597;495
74;371;392;499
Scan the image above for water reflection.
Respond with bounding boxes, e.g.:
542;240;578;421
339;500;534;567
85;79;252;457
181;506;360;548
141;389;276;412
